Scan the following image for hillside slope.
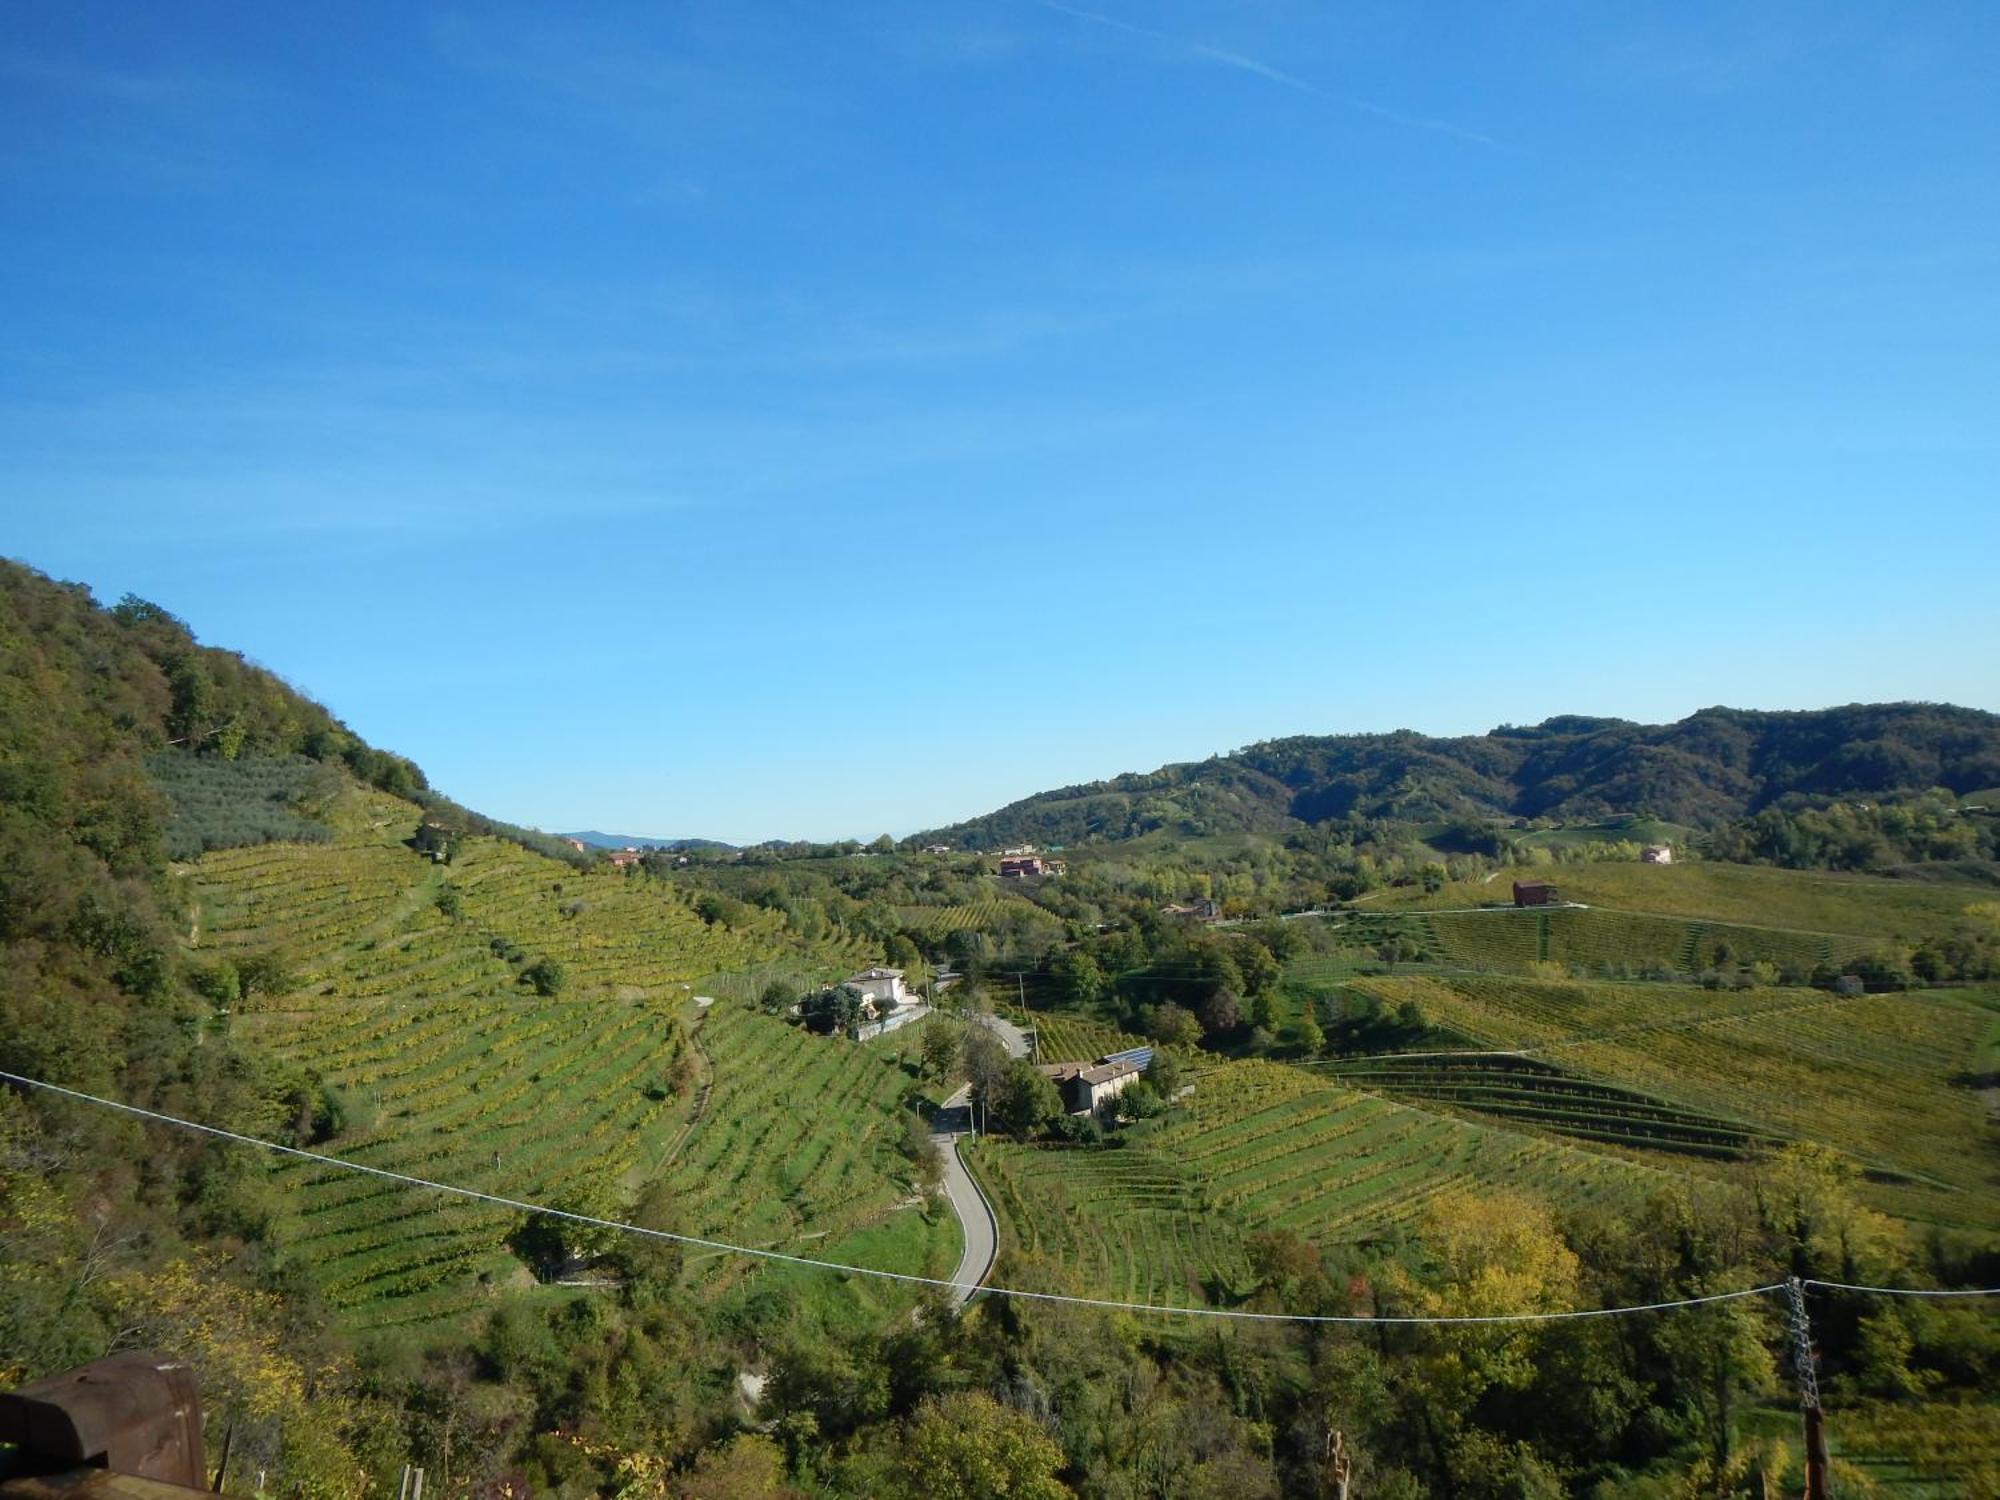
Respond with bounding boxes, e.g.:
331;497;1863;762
189;779;934;1330
919;703;2000;848
0;558;946;1335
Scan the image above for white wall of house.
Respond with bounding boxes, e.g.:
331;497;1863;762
847;969;907;1007
1085;1070;1140;1112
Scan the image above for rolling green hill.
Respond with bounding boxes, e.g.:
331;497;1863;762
916;703;2000;848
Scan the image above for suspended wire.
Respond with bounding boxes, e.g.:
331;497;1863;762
1802;1279;2000;1298
8;1069;1986;1322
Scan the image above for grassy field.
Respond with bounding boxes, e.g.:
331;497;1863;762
1278;859;1990;993
1338;974;2000;1229
1364;859;1989;942
1415;904;1873;974
191;788;949;1332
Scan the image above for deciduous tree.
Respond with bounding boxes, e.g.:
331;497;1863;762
898;1391;1069;1500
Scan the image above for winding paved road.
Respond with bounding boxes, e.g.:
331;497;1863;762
925;1010;1028;1307
935;1133;998;1308
973;1011;1033;1060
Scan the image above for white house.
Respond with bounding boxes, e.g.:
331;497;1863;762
1641;844;1674;865
844;966;909;1010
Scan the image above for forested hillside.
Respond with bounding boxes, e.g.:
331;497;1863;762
921;704;2000;849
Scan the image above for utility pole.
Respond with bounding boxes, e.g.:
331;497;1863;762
1787;1277;1832;1500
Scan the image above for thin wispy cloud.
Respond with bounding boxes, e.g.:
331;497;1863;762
1036;0;1499;148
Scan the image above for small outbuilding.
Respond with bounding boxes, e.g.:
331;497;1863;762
1641;844;1674;865
1512;881;1560;908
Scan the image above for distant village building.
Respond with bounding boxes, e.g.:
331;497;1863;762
561;837;588;854
1641;844;1674;865
1161;898;1222;922
1513;881;1560;908
1000;844;1039;856
999;855;1064;878
922;844;952;855
1037;1056;1143;1115
606;848;642;869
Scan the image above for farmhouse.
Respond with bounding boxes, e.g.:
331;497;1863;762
845;966;909;1009
606;848;642;869
1037;1056;1143;1115
1513;880;1560;907
1161;898;1222;922
561;837;588;853
1641;844;1674;865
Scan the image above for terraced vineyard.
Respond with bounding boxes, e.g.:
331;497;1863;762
191;788;947;1329
1324;1054;1790;1160
893;897;1044;937
1022;1011;1151;1065
1343;974;2000;1228
1159;1060;1658;1240
254;990;697;1327
968;1056;1666;1307
971;1141;1252;1307
448;837;809;998
657;999;944;1249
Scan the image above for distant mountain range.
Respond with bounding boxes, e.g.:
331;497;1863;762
915;703;2000;849
560;830;736;851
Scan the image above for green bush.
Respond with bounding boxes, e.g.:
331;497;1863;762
520;958;567;997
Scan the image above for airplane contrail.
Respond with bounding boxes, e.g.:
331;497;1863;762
1037;0;1501;149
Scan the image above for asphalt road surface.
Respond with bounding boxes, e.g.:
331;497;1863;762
936;1132;997;1307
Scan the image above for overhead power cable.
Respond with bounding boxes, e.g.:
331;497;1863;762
3;1069;1990;1323
1800;1278;2000;1298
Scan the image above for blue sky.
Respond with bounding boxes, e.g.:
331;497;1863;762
3;2;1996;840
